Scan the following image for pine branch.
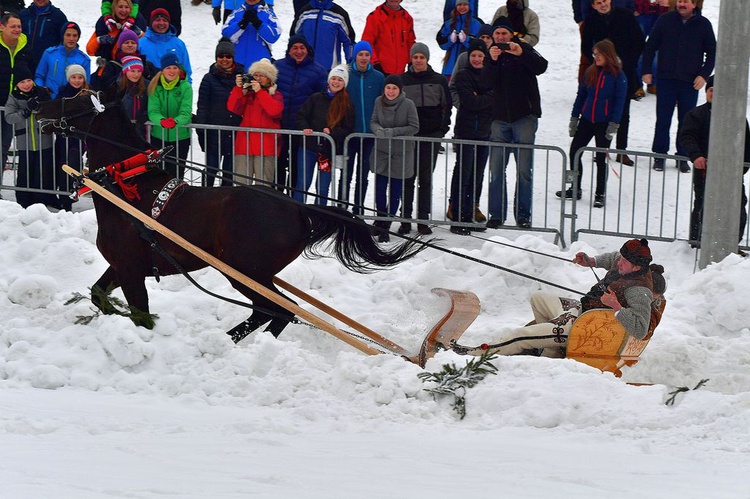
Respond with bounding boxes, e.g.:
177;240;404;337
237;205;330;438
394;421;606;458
418;350;498;419
665;378;710;406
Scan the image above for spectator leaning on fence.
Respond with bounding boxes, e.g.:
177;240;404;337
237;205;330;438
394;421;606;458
195;38;244;187
227;57;283;186
34;21;91;99
222;0;280;70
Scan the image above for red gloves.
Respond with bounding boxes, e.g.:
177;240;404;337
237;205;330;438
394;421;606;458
123;17;136;30
160;117;176;129
104;15;119;32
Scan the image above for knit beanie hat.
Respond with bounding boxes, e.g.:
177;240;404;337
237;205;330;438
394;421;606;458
215;37;235;58
328;64;349;86
160;52;180;69
248;58;278;83
352;40;373;57
65;64;87;80
383;74;403;91
287;33;312;53
620;238;652;267
121;55;144;74
492;15;514;34
118;29;140;48
60;21;81;41
467;38;487;57
13;64;34;84
410;42;430;60
455;0;470;5
150;7;171;24
478;24;493;38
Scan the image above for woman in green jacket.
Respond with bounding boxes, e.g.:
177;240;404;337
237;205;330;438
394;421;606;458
148;52;192;179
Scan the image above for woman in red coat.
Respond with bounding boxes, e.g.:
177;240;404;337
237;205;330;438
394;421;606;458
227;58;283;185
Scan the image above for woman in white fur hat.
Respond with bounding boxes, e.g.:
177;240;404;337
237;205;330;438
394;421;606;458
227;57;283;185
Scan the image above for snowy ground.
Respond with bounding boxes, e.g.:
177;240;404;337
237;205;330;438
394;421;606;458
2;1;750;498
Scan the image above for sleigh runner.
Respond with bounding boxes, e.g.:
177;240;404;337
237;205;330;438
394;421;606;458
62;165;480;367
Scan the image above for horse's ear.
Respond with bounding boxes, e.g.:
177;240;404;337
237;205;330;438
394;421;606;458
100;83;121;105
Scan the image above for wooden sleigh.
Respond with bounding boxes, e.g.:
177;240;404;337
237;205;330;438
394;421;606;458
566;309;651;377
63;165;480;367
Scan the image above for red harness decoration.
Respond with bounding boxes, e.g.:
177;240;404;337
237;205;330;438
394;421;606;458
74;149;163;200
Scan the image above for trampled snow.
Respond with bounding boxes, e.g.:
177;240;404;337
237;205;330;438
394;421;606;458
1;1;749;497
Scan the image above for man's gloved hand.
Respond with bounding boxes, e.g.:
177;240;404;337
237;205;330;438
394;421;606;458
122;17;136;30
160;117;176;129
449;30;458;43
568;116;579;137
97;34;115;45
605;122;619;141
239;8;261;30
26;96;40;112
104;15;119;32
212;7;222;25
458;30;467;43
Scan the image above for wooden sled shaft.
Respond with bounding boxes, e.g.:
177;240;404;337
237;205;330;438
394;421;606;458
62;165;383;356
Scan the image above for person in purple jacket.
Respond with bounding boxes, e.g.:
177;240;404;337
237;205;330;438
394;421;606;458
558;40;627;208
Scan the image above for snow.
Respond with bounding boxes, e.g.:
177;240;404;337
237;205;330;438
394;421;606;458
2;0;750;497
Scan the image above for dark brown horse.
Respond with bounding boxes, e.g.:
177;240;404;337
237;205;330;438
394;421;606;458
36;91;425;341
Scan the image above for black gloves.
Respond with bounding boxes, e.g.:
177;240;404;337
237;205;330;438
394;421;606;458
26;96;40;112
97;34;115;45
212;7;221;25
239;8;261;30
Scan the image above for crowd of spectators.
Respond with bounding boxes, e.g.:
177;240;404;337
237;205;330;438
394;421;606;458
1;0;733;238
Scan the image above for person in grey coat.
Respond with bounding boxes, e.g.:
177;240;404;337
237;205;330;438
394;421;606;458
369;74;419;242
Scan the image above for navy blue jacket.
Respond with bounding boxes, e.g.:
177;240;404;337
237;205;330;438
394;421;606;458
572;67;628;124
642;10;716;83
347;61;384;134
195;62;245;127
275;51;328;129
20;2;68;71
453;64;493;140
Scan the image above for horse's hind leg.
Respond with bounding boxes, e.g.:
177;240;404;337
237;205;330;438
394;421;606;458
227;313;274;344
226;279;297;343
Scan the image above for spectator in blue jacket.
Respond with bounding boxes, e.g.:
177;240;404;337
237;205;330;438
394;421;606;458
274;34;328;192
212;0;243;25
290;0;355;70
437;0;484;79
139;7;192;82
138;0;181;36
19;0;68;72
558;40;627;208
34;21;91;98
221;0;279;70
443;0;477;21
338;40;384;215
642;0;715;172
195;38;245;187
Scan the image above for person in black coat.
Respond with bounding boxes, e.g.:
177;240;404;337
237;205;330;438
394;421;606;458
581;0;645;165
195;38;245;186
678;76;750;245
449;39;493;234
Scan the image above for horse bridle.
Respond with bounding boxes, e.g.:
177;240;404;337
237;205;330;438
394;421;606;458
38;90;109;139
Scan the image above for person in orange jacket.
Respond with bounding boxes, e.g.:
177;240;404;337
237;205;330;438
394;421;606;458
361;0;416;76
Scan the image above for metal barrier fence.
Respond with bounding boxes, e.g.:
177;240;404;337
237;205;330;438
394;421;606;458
3;107;746;250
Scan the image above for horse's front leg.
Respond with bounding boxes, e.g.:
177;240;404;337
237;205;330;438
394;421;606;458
119;273;155;329
92;266;120;315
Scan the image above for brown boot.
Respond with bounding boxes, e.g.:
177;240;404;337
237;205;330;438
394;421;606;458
474;204;487;222
615;154;634;166
446;202;455;221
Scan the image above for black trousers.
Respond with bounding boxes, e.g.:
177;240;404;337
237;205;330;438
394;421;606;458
401;139;440;220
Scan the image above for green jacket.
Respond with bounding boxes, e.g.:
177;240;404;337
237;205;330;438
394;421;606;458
148;76;193;142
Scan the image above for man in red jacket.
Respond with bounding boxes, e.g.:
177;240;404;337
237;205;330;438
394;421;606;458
361;0;416;76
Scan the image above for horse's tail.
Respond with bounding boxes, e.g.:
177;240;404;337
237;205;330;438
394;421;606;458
302;205;428;273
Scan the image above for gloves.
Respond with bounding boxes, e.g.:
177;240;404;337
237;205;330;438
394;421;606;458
212;7;221;25
160;117;176;129
458;31;467;43
239;8;261;30
605;122;619;141
568;116;579;137
449;30;458;43
96;56;107;68
317;153;331;172
104;15;119;32
26;96;40;113
123;17;135;30
21;108;31;118
97;34;115;45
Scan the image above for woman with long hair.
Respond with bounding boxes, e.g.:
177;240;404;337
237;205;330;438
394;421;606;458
147;53;192;180
293;64;355;205
98;27;156;91
118;55;150;140
436;0;483;79
558;39;627;208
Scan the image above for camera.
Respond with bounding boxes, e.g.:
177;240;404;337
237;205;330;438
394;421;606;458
241;73;255;85
493;42;511;50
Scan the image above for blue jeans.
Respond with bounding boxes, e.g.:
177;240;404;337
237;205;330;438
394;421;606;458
293;147;331;205
374;174;403;216
652;79;698;156
338;136;373;214
636;14;659;87
487;116;538;223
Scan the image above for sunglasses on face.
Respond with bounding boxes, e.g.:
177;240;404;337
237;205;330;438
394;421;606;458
217;54;233;59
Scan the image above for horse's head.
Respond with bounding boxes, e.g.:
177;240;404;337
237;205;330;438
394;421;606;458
36;89;108;136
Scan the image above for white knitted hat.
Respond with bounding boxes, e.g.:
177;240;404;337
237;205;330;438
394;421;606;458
327;64;349;86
